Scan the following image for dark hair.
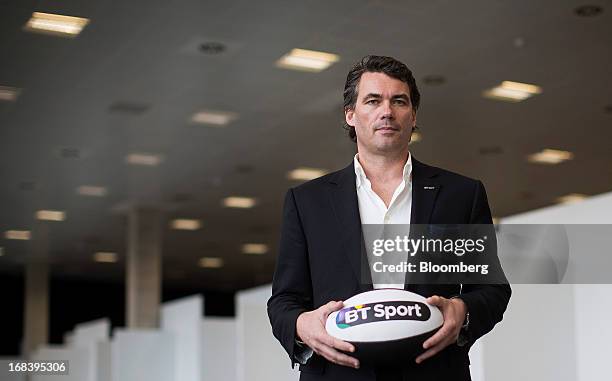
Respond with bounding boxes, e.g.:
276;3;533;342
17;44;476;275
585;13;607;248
343;55;420;142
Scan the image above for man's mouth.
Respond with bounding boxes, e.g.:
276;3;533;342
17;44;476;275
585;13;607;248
376;126;398;131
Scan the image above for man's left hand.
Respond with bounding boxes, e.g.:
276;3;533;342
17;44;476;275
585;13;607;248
415;295;467;364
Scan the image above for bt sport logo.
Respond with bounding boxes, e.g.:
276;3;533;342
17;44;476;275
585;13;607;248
336;301;430;329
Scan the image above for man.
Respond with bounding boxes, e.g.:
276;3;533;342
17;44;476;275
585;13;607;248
268;55;511;381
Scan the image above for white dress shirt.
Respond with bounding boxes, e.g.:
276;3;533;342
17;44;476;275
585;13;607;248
354;153;412;289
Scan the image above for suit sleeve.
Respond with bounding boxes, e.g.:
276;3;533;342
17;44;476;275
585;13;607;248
456;180;511;347
267;189;314;367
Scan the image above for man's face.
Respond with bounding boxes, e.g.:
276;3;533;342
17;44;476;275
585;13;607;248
345;72;416;155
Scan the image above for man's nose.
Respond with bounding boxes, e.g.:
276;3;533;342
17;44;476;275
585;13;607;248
381;100;394;119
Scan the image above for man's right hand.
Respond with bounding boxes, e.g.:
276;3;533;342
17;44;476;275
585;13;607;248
296;300;360;369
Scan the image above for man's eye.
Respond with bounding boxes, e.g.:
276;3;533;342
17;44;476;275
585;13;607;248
393;99;408;105
366;99;379;104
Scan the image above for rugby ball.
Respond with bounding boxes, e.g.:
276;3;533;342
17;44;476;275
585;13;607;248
325;289;443;365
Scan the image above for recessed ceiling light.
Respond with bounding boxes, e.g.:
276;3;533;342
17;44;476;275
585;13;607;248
574;5;603;17
0;86;21;101
170;219;202;230
479;146;503;155
222;196;257;209
191;110;238;126
287;167;328;181
513;37;526;48
527;149;574;164
35;210;66;221
410;131;422;144
94;252;118;263
199;41;226;54
556;193;588;204
242;243;269;255
4;230;31;240
276;48;340;72
422;75;446;86
59;147;81;159
77;185;108;197
125;153;164;166
108;101;150;115
199;257;223;268
18;181;35;191
483;81;542;102
24;12;90;37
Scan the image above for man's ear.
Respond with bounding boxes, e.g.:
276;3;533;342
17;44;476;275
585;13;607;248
345;108;355;127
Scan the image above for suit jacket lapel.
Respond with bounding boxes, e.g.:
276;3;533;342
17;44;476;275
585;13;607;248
328;163;373;291
407;157;441;291
410;157;441;224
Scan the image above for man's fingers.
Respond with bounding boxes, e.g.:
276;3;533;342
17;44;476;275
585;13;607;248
415;345;439;364
416;337;452;364
423;323;453;349
321;300;344;315
317;343;360;368
426;295;446;307
321;334;355;353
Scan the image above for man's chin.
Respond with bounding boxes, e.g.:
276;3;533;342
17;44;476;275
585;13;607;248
372;141;408;154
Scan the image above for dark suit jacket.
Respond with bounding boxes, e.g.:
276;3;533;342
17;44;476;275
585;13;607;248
267;157;511;381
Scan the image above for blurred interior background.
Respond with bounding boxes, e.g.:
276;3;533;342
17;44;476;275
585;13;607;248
1;0;611;380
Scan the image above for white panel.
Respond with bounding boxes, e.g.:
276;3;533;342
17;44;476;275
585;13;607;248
96;341;112;381
573;284;612;381
72;318;111;381
160;295;203;381
489;191;612;381
502;192;612;224
236;285;298;381
480;285;576;381
73;319;110;347
468;340;484;381
0;357;26;381
111;329;174;381
30;345;90;381
201;317;237;381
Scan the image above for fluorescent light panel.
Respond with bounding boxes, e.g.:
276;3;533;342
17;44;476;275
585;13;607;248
126;153;163;166
24;12;89;37
170;219;201;230
94;252;117;263
287;167;328;181
242;243;269;255
77;185;108;197
35;210;66;221
483;80;542;102
223;196;257;208
0;86;21;101
527;149;573;164
276;48;340;72
5;230;31;240
556;193;587;204
191;110;238;126
199;257;223;268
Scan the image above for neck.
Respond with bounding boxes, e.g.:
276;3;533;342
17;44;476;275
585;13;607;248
357;148;410;183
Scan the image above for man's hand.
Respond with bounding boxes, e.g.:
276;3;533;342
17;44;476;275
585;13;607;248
296;301;360;369
415;295;467;364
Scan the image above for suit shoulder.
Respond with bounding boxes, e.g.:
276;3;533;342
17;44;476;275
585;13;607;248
290;169;341;195
429;164;483;188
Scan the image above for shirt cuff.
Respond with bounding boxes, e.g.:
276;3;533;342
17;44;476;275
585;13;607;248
294;339;314;365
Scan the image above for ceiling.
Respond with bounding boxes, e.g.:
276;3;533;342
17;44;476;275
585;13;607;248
1;0;611;291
